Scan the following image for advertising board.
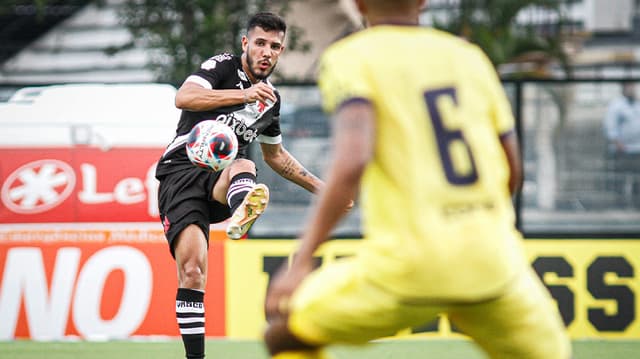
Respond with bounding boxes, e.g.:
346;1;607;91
224;240;640;340
2;239;637;340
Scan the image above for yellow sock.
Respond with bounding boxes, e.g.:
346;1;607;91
272;348;332;359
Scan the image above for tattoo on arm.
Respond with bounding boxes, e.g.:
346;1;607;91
280;157;297;177
283;161;310;179
273;151;320;193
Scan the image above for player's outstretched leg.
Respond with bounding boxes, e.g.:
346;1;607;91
226;183;269;239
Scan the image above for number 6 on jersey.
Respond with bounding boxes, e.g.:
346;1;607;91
424;87;479;185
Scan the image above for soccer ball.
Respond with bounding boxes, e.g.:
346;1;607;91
186;120;238;172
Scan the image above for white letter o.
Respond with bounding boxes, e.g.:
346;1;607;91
73;246;152;339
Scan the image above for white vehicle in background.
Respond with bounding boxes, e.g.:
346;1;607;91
0;83;178;148
0;83;179;224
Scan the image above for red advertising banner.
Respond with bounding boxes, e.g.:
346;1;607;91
0;230;226;340
0;148;163;223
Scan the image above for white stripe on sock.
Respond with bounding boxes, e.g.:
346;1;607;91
180;327;205;335
226;180;255;204
227;185;252;197
176;307;205;315
178;317;206;324
228;183;253;192
228;179;255;191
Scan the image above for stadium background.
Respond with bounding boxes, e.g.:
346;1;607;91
1;0;640;355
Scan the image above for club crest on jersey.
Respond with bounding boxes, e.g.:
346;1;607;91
245;99;274;117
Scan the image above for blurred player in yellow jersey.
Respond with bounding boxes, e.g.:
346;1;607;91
263;0;571;358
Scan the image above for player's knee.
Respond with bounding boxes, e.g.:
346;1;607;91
230;158;256;173
179;262;206;288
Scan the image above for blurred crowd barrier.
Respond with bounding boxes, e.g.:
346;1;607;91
0;81;638;238
256;81;640;238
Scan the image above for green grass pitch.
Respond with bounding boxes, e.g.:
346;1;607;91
2;339;640;359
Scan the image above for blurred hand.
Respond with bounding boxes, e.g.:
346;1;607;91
264;256;315;322
345;199;355;212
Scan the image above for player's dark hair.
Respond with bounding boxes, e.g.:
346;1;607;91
247;12;287;34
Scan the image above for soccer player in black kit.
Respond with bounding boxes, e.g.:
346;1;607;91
155;12;325;359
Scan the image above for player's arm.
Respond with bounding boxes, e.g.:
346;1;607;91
474;46;523;196
175;80;277;111
264;100;375;319
259;142;324;194
293;100;374;263
500;131;523;195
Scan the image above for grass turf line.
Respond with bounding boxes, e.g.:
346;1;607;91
2;339;640;359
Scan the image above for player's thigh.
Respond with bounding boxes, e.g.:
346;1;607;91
288;260;443;346
158;169;225;255
448;268;571;359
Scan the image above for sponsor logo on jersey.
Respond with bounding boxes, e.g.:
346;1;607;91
215;113;260;143
212;96;277;143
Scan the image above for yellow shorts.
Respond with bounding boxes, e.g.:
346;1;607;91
288;259;571;359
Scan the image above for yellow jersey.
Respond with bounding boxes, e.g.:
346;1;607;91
318;26;528;301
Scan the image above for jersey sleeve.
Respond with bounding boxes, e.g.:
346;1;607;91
183;53;235;90
318;46;373;114
474;48;515;136
257;92;283;144
257;120;282;144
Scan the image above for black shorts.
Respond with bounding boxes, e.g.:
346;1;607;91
157;165;231;257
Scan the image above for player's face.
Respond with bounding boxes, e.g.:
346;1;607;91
242;26;285;82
